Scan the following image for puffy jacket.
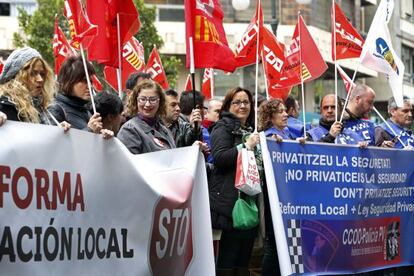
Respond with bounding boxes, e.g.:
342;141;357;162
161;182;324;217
48;93;90;130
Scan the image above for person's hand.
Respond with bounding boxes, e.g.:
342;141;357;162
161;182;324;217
100;129;114;139
60;121;71;133
358;141;369;148
88;113;103;134
189;108;202;128
0;112;7;126
245;133;260;150
271;134;283;143
381;140;394;148
296;137;306;144
193;140;210;153
329;121;342;138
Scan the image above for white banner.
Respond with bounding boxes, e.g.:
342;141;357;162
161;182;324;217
0;122;214;275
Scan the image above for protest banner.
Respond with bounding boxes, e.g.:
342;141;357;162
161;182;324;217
0;122;214;275
261;136;414;275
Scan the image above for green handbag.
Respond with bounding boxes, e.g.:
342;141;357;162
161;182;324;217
232;192;259;230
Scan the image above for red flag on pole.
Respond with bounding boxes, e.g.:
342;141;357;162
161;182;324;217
336;64;356;94
275;16;328;88
184;74;192;91
331;1;364;60
234;0;263;68
92;75;103;92
63;0;97;49
86;0;140;67
184;0;236;72
261;27;291;100
146;46;169;89
103;37;146;91
201;68;214;99
53;17;76;74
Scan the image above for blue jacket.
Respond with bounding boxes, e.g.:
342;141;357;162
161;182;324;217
377;119;414;148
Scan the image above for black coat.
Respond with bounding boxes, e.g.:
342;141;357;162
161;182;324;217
209;112;250;232
0;96;19;121
48;93;91;130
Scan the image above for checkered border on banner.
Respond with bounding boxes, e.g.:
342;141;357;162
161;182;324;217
287;219;304;273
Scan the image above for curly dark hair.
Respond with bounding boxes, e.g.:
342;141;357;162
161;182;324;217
258;98;285;132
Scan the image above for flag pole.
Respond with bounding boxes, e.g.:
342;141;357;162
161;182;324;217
211;69;215;98
116;13;123;98
261;50;270;100
254;0;262;133
189;36;199;132
339;63;361;122
373;106;407;148
332;0;338;121
298;13;307;139
79;44;96;114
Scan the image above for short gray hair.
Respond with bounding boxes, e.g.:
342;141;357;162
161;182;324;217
387;96;412;114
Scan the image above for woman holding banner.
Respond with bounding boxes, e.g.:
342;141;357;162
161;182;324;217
0;47;68;130
258;98;296;275
117;79;176;154
209;87;260;275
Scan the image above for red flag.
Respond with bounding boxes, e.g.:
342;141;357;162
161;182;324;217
63;0;97;49
86;0;140;67
261;27;291;100
185;74;192;91
201;68;214;99
331;1;364;60
103;37;146;91
92;75;103;92
336;64;356;93
273;16;327;88
0;59;3;75
184;0;236;72
53;17;77;74
234;0;263;68
146;46;169;89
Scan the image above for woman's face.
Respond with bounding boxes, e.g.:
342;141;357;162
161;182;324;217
271;103;288;130
137;88;160;118
72;80;91;101
27;60;46;97
229;91;251;124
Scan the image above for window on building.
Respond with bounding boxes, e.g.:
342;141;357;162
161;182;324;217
158;7;184;22
0;3;11;16
402;45;414;84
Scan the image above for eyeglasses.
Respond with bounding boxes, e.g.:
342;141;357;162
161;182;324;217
137;96;159;105
231;100;250;107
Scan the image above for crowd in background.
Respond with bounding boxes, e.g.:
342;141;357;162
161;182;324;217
1;47;413;276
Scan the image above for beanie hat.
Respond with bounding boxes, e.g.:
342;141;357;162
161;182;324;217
0;47;41;84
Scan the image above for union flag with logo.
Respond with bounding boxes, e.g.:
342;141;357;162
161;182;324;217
279;15;328;88
104;37;146;91
331;1;364;60
234;0;263;68
146;46;169;89
185;0;236;72
201;68;214;99
63;0;97;49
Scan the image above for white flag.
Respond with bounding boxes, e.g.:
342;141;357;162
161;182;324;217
360;0;404;107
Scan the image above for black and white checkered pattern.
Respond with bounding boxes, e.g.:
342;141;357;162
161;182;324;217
287;219;304;273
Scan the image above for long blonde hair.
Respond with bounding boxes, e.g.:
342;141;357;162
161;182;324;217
0;57;54;123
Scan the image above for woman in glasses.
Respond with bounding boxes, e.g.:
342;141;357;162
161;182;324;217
118;79;175;154
209;87;260;275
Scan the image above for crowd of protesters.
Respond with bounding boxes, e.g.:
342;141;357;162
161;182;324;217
1;47;414;276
